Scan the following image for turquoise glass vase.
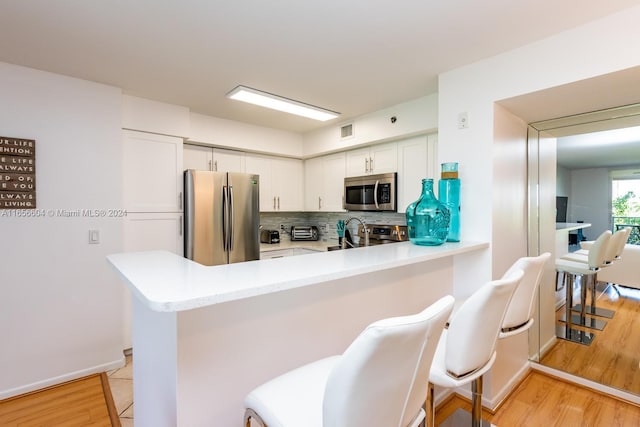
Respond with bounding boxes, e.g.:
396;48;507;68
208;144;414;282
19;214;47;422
406;178;450;246
438;162;460;242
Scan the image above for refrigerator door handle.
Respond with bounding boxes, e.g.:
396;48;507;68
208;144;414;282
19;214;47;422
222;185;229;252
228;185;235;251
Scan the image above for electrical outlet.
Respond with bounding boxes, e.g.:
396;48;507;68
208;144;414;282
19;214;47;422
280;224;286;231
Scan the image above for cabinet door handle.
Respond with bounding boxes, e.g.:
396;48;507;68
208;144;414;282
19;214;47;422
208;160;213;171
273;196;276;210
277;196;280;210
179;192;183;210
214;160;218;171
179;215;183;236
370;157;374;172
365;158;369;173
318;196;322;210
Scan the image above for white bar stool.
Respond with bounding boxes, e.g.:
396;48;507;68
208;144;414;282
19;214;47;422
564;227;631;318
426;269;523;427
555;230;611;345
498;253;551;338
243;296;454;427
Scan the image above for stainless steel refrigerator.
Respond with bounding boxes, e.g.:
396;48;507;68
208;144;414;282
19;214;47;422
184;170;260;266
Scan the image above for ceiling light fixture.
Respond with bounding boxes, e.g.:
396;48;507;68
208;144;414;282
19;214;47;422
226;85;340;121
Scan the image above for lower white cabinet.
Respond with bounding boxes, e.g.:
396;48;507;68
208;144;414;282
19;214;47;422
260;247;324;259
292;248;323;256
122;212;183;349
260;249;294;259
123;212;184;255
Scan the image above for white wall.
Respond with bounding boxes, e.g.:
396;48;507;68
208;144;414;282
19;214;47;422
0;62;125;398
122;95;190;138
556;165;571;198
570;168;611;237
437;4;640;408
189;112;303;158
303;94;438;158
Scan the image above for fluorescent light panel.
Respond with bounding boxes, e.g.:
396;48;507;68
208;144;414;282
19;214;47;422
227;86;339;121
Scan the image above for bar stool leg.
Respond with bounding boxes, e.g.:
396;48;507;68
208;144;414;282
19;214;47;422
426;382;435;427
557;272;595;345
471;376;483;427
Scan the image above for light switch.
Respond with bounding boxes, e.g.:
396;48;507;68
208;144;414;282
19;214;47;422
458;112;469;129
89;229;100;244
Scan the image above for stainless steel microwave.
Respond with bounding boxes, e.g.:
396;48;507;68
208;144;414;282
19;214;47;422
343;172;397;211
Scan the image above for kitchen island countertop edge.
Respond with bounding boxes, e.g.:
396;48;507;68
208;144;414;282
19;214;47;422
107;240;489;312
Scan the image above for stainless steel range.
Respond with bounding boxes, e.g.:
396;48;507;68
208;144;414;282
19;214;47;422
357;224;408;246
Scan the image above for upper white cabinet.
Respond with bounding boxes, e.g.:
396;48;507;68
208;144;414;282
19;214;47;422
123;130;183;213
345;142;397;177
304;152;346;212
396;134;438;213
245;154;303;212
183;144;245;172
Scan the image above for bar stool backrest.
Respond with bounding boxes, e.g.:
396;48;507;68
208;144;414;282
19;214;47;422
587;230;612;269
500;252;551;334
323;295;454;427
445;270;522;378
612;227;632;260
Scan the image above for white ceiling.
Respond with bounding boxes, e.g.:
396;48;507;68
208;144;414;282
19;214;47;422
1;0;639;134
498;66;640;170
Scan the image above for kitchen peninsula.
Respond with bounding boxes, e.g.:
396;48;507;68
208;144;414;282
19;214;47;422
108;240;488;426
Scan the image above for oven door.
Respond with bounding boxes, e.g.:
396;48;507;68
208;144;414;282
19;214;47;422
343;173;396;211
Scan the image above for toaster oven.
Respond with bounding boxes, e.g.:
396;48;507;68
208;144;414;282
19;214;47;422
290;226;319;241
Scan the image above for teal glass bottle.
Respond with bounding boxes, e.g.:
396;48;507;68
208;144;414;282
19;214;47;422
406;178;450;246
438;162;460;242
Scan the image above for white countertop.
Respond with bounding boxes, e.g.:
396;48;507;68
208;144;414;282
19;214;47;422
107;240;488;313
555;222;592;232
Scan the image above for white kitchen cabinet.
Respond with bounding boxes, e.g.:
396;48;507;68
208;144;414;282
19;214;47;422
396;134;438;213
304;152;346;212
123;130;183;212
245;154;303;212
292;248;323;256
123;212;184;255
121;211;183;348
183;144;245;172
345;142;397;177
260;249;293;259
260;247;323;259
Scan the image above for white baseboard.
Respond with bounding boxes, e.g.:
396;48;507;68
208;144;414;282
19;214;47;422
531;362;640;405
0;355;125;400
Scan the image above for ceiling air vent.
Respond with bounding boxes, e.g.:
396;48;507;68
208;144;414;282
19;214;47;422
341;123;354;139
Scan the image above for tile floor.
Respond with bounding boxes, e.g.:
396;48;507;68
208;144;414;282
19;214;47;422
107;354;134;427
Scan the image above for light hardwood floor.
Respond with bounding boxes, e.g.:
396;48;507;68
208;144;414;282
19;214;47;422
437;370;640;426
0;373;119;426
541;283;640;394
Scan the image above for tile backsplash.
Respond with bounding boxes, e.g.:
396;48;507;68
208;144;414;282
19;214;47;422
260;211;406;243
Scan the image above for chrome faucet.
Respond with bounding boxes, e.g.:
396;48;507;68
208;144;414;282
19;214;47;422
342;217;369;249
